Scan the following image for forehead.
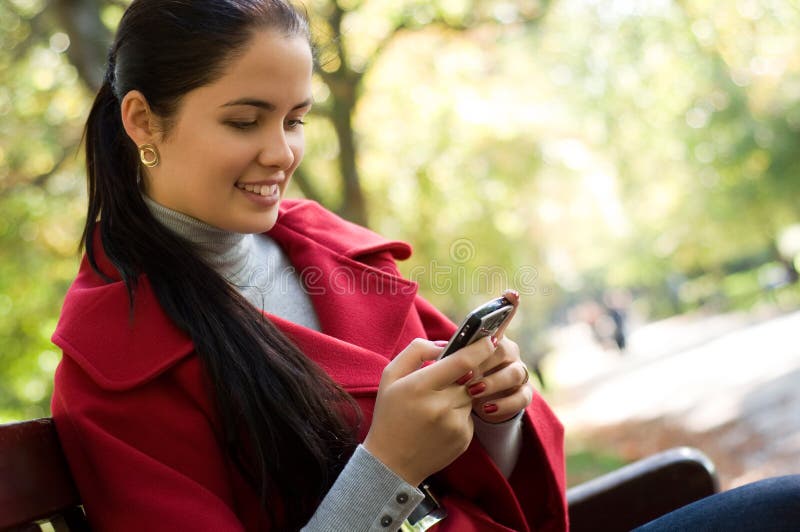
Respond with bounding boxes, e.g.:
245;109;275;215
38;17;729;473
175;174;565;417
186;29;313;106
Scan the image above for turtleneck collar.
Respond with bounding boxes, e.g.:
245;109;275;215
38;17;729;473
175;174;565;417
141;194;254;281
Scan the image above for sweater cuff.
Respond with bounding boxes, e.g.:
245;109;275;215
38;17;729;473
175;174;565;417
302;444;424;531
472;409;524;478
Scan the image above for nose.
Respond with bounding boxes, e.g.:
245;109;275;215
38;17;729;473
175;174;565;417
257;127;295;170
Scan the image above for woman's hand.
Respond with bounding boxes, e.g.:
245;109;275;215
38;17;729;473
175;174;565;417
467;290;534;423
363;337;497;486
468;336;533;423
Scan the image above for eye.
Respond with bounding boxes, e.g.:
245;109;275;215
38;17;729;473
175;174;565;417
286;118;307;129
226;120;258;130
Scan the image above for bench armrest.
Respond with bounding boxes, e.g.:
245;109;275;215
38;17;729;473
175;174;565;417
567;447;719;532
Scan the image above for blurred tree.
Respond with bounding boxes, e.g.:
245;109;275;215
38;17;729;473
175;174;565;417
299;0;552;224
520;0;800;316
53;0;112;92
675;1;800;267
0;0;93;419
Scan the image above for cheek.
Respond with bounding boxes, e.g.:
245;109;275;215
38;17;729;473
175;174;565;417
289;136;305;171
167;120;254;168
190;136;258;179
216;145;259;174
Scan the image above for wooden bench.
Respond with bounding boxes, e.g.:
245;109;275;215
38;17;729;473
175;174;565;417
0;418;719;531
567;446;719;531
0;419;88;532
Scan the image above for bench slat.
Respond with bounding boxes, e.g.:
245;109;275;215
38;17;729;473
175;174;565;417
0;418;87;530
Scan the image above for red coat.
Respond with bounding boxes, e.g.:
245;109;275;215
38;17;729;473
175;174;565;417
51;199;567;531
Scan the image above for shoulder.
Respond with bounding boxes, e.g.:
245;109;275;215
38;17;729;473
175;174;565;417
275;199;413;260
52;255;194;391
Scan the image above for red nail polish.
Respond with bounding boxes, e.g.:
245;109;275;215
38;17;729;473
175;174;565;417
433;340;449;347
456;370;474;385
468;382;486;396
483;403;498;414
490;336;498;348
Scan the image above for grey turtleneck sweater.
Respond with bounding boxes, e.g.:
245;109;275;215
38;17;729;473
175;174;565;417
143;195;320;330
143;195;523;530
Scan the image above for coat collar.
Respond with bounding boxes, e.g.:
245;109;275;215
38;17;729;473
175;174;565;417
273;199;412;261
267;200;418;357
52;199;418;391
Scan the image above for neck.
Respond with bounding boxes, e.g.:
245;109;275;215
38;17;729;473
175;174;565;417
141;194;254;280
141;194;321;331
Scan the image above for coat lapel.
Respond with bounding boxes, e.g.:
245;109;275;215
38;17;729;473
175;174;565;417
268;201;420;358
267;314;388;396
52;248;195;391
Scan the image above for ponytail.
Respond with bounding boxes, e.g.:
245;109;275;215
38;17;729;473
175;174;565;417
81;78;136;268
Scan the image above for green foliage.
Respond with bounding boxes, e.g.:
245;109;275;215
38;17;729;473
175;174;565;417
565;448;627;488
0;1;89;422
0;187;83;422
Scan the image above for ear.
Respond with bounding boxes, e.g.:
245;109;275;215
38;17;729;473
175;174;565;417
120;90;158;146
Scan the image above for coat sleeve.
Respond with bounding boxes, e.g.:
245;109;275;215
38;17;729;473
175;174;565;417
508;397;568;531
52;354;247;532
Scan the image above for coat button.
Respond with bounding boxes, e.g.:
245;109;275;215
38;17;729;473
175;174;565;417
396;492;409;504
380;515;393;527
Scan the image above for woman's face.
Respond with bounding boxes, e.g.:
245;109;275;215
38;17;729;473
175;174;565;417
142;29;313;233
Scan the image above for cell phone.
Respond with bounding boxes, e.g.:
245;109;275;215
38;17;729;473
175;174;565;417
437;296;515;359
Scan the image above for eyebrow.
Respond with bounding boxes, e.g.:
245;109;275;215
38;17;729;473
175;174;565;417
220;97;313;111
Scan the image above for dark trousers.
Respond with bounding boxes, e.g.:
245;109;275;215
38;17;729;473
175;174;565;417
634;475;800;531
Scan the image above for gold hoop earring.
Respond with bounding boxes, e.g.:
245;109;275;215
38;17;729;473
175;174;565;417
138;144;160;168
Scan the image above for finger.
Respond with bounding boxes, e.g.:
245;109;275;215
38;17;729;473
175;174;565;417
455;370;474;385
440;381;482;410
493;289;519;341
502;288;520;306
478;337;519;377
382;338;444;385
475;353;502;380
467;361;529;399
474;383;533;423
421;336;497;390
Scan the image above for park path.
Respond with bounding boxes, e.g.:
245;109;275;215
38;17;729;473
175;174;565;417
544;306;800;488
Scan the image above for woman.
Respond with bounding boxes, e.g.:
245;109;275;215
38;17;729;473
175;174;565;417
51;1;565;530
51;1;800;531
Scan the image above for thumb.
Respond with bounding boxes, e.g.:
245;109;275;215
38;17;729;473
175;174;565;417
382;338;443;385
494;289;520;341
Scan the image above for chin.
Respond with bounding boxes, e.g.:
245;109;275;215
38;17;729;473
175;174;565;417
241;212;280;235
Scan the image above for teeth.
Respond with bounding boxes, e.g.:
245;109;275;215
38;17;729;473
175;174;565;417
237;183;278;196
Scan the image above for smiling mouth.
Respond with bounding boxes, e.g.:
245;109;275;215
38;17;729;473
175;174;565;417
236;183;279;196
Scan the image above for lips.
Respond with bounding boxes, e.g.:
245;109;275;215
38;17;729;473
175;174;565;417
236;182;279;196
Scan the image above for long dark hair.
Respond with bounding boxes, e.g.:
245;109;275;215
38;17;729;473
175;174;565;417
82;1;358;528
